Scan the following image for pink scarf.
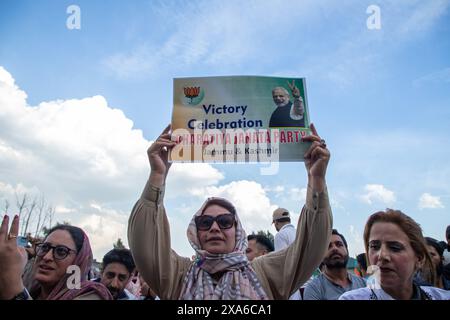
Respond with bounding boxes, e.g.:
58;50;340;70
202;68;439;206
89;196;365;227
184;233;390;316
179;197;268;300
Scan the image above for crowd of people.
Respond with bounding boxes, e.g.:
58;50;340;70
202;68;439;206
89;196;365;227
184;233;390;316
0;124;449;300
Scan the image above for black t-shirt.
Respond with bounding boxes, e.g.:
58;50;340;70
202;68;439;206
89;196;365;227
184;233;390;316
269;101;305;128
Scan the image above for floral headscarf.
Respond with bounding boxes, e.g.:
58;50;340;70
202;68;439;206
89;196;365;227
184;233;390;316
179;197;268;300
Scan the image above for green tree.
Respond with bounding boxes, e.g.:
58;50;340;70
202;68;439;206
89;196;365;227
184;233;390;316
251;230;274;245
42;221;71;236
113;238;126;249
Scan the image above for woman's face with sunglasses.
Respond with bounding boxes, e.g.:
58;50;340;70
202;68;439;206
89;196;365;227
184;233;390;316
34;230;78;287
197;204;236;254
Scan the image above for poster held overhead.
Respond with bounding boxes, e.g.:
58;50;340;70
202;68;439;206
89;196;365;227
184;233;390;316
170;76;311;163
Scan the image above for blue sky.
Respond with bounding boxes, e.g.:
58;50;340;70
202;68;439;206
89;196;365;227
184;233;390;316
0;0;449;259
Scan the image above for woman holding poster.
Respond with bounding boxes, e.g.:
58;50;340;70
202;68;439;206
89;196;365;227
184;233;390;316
128;123;332;300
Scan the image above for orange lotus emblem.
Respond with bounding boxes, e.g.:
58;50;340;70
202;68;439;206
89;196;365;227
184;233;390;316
184;86;200;103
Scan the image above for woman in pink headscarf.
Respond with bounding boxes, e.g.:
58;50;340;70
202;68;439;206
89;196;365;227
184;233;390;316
0;217;112;300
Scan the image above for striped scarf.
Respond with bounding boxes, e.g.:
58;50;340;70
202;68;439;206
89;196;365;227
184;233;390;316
179;197;268;300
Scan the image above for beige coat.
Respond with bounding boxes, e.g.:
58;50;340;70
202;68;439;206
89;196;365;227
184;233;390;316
128;180;332;300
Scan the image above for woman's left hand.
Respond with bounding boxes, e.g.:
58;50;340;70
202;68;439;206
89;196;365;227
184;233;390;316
0;215;27;299
302;123;330;193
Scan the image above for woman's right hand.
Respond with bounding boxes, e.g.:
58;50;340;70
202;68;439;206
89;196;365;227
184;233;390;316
0;215;27;299
148;124;176;186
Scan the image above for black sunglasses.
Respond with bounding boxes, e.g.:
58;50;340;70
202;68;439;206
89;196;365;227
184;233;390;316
195;213;235;231
36;243;77;260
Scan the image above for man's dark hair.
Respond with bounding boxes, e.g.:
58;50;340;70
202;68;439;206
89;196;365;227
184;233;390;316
248;234;274;252
332;229;348;249
102;248;135;274
425;237;444;257
446;225;450;240
356;253;367;272
45;225;84;252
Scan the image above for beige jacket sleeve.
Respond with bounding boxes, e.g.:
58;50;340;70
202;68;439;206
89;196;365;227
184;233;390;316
128;180;192;300
251;185;332;299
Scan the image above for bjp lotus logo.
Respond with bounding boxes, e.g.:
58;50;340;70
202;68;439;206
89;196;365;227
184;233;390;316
184;87;200;102
182;86;204;105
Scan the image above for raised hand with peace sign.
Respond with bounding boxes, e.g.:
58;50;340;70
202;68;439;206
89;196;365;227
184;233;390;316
0;214;28;299
287;80;304;119
287;80;301;99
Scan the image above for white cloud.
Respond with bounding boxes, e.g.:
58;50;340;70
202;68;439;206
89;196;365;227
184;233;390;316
273;185;285;193
166;163;224;198
418;193;444;209
189;180;278;234
0;181;35;198
361;184;396;205
330;197;345;212
77;209;129;260
54;205;75;214
0;66;223;259
90;203;102;211
0;66;150;205
348;225;365;258
288;187;307;204
264;185;285;198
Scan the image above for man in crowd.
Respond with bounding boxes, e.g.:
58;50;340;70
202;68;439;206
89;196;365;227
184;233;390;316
96;248;136;300
356;253;368;278
442;225;450;266
245;234;274;261
272;208;296;251
303;229;366;300
272;207;302;299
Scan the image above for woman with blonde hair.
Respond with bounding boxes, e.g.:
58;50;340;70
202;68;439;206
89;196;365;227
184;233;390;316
340;209;450;300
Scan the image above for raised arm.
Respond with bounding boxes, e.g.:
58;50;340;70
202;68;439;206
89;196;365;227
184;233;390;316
148;124;174;187
128;125;191;299
303;123;329;193
0;214;28;300
287;80;304;118
251;123;332;299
